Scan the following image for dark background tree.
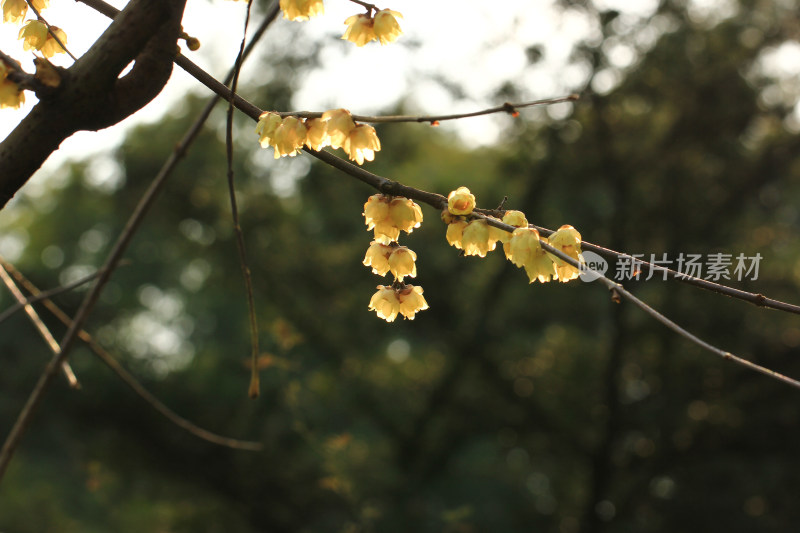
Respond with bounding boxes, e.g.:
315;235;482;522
1;0;800;531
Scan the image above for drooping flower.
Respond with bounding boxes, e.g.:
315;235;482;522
280;0;324;21
344;124;381;165
363;241;393;276
18;20;48;52
255;112;283;148
388;246;416;281
369;285;400;322
342;13;375;47
506;228;555;283
373;9;403;45
446;219;467;249
323;108;356;149
304;117;329;151
447;186;476;216
39;26;67;58
3;0;48;24
388;197;423;234
461;219;496;257
271;116;307;158
548;224;584;282
0;79;24;109
397;285;428;320
500;210;528;242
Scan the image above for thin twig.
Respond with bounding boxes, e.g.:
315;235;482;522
0;259;263;451
0;267;104;325
225;0;261;398
0;261;79;388
0;1;282;483
25;0;78;61
277;95;580;124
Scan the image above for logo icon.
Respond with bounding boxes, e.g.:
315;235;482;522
579;251;608;282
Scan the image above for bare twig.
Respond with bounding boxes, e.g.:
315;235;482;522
0;261;79;388
277;95;580;124
0;259;263;451
225;0;261;398
0;268;104;325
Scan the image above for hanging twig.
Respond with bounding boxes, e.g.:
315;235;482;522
0;261;79;388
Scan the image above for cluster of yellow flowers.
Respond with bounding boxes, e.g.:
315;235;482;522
274;0;403;47
2;1;67;58
443;186;585;284
342;9;403;47
362;194;429;322
0;0;66;110
256;109;381;165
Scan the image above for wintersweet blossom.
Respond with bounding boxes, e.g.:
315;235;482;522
396;285;428;320
447;186;476;215
342;13;375;47
18;20;48;52
255;112;282;148
3;0;48;24
271;116;307;158
280;0;324;21
369;285;400;322
323;108;355;149
39;26;67;58
388;197;423;234
507;228;555;283
388;246;416;281
373;9;403;45
548;225;584;282
363;241;393;276
0;78;24;109
446;219;467;249
461;219;496;257
344;124;381;165
304;118;329;151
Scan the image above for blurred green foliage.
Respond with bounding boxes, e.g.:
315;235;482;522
2;1;800;532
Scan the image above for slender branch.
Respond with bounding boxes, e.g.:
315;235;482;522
0;261;79;388
277;95;580;124
0;266;104;325
0;259;263;451
25;0;78;61
347;0;378;13
225;0;261;398
0;0;281;483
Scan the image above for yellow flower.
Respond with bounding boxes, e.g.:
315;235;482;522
500;210;529;254
388;246;416;281
18;20;48;52
255;112;283;148
461;219;496;257
3;0;47;24
344;124;381;165
322;108;355;149
447;186;476;215
548;224;584;282
0;79;25;109
446;219;467;249
397;285;428;320
39;26;67;58
363;241;393;276
388;197;423;234
506;228;555;283
304;117;329;151
373;9;403;45
342;13;375;47
363;194;399;244
280;0;324;21
486;217;506;248
272;116;307;158
369;285;400;322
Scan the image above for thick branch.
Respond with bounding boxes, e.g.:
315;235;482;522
0;0;187;208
